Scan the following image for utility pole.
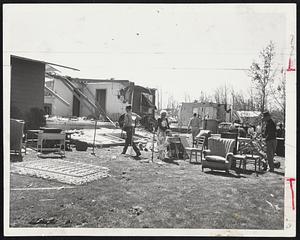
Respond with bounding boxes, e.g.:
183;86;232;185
157;88;160;111
160;87;163;110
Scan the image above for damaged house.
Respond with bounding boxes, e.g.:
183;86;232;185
10;55;79;127
44;67;156;122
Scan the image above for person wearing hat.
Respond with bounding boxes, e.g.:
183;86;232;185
262;111;277;172
121;105;141;157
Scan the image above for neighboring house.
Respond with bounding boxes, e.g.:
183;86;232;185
10;55;78;120
234;110;261;125
178;102;232;127
44;71;156;121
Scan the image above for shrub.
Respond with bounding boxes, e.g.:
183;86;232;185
24;108;46;130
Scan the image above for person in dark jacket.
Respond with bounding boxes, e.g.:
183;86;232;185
121;105;141;157
262;111;277;172
276;123;285;138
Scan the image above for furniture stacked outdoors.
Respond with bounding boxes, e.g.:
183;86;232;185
25;130;41;150
37;132;66;157
184;136;206;163
167;136;181;159
202;137;235;173
234;137;267;175
166;136;188;160
195;130;211;149
10;119;26;156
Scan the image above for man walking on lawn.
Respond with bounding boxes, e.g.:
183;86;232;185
121;105;141;157
262;111;277;172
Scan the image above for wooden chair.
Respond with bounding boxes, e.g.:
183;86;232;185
184;136;205;163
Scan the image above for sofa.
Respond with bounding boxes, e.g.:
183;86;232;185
202;137;235;173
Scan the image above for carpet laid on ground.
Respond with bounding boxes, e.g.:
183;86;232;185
10;159;110;185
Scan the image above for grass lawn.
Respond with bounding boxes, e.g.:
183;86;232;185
9;143;285;229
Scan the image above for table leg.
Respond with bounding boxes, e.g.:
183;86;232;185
239;158;242;170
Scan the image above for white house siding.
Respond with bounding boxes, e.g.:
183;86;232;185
80;81;130;121
178;102;231;126
44;78;73;117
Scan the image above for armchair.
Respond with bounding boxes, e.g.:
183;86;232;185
202;137;235;173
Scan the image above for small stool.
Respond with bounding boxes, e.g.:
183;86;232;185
245;154;262;175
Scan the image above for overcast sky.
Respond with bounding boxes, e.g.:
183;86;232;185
3;4;296;108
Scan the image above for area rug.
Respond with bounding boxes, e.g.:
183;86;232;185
11;159;110;185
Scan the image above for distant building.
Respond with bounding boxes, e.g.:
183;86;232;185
178;102;232;133
178;102;232;125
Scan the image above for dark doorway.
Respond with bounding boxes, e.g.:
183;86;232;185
96;89;107;116
72;95;80;117
44;104;52;115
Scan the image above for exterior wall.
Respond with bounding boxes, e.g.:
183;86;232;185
80;81;130;121
179;103;218;126
178;102;231;126
11;57;45;117
44;78;74;117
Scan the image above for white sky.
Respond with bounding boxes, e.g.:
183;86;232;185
3;4;295;108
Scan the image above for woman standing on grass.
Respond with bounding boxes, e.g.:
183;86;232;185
156;110;170;160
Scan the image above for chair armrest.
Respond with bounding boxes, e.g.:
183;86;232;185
226;152;234;165
203;149;211;157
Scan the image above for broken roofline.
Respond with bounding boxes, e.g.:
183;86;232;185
70;78;131;84
70;78;156;90
11;55;80;71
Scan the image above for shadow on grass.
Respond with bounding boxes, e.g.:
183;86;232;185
162;158;180;166
10;154;23;162
272;170;285;176
205;170;246;178
38;154;65;159
233;167;267;176
189;161;202;165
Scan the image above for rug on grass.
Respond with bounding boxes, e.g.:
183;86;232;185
11;159;110;185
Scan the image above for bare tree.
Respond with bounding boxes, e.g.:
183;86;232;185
198;91;211;103
214;84;231;104
231;90;250;111
248;41;276;113
269;68;286;125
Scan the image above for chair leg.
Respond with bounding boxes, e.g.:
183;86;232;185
202;166;204;172
189;151;192;162
195;152;197;162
